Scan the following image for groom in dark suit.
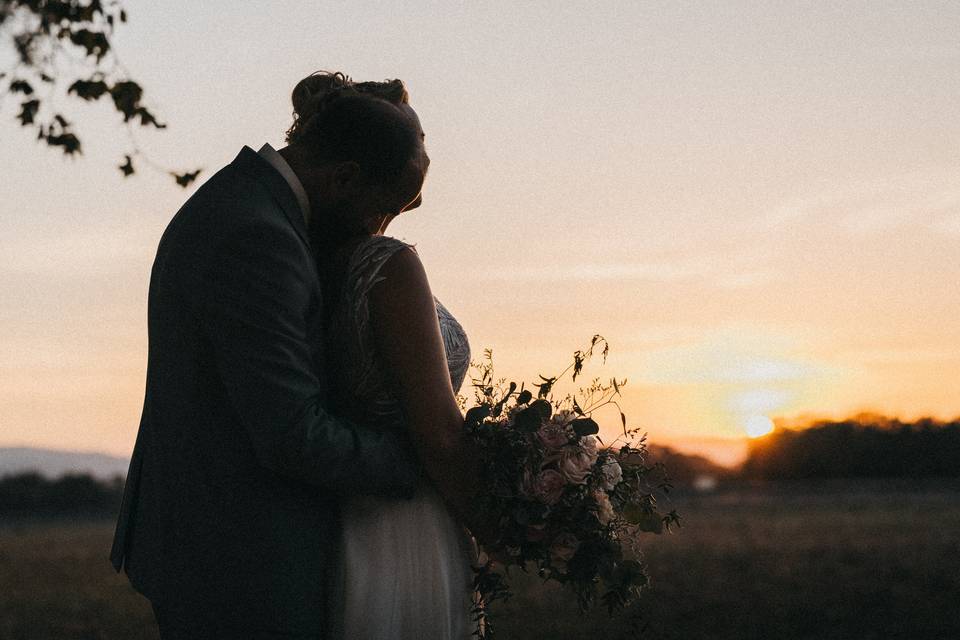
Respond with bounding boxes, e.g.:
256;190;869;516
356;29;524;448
110;87;427;638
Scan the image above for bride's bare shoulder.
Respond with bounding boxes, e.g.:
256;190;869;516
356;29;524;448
369;238;428;295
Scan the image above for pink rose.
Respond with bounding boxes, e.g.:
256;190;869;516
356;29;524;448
537;423;570;449
526;469;565;505
556;439;599;485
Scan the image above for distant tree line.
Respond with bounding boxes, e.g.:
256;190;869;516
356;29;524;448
0;472;123;515
3;414;958;516
645;445;729;486
742;415;960;480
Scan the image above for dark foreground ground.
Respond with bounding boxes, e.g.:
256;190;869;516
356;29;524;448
2;480;959;640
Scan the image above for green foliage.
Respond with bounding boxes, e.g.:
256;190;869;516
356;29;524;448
67;77;108;100
172;168;201;187
0;0;201;186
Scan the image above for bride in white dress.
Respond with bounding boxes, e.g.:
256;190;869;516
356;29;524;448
300;71;480;639
324;233;477;639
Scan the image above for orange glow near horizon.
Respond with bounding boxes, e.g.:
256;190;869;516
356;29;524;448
745;415;776;439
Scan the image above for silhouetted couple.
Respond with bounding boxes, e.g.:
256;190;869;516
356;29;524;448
111;71;480;639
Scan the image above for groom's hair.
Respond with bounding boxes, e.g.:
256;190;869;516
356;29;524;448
285;71;418;187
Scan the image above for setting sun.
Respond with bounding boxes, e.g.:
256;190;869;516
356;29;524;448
745;415;775;439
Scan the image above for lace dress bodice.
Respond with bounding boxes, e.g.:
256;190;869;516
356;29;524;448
326;234;471;425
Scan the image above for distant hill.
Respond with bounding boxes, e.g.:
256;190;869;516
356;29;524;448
0;447;129;480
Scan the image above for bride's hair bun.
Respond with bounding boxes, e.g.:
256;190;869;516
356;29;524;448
285;71;410;144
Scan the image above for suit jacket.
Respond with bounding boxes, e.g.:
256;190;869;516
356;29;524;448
110;146;418;636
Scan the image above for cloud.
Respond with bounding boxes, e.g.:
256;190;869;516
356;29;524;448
479;250;780;289
630;326;828;386
744;166;960;235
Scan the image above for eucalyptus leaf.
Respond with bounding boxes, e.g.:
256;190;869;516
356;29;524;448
529;399;552;421
572;418;599;436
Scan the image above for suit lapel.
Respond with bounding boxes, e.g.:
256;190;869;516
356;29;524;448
231;146;312;250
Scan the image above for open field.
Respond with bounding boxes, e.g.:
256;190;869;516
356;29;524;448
2;480;959;639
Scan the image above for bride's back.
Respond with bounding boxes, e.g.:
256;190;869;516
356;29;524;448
323;234;470;428
319;233;477;640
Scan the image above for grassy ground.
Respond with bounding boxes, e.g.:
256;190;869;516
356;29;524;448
2;480;959;639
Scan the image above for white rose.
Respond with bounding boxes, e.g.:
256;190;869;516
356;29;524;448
599;457;623;491
580;435;599;462
557;448;594;485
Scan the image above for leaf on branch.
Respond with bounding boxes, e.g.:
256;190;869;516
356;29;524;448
17;100;40;125
109;81;144;121
76;1;103;22
513;407;542;433
491;381;517;417
10;79;34;95
14;33;33;64
529;398;552;421
34;113;82;155
68;29;111;61
572;417;599;436
465;405;490;429
572;350;584;381
572;397;584;416
68;79;109;101
536;375;556;399
171;169;202;188
44;131;82;155
119;155;135;177
134;107;166;129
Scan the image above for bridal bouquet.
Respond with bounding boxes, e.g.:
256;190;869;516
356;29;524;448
464;336;678;638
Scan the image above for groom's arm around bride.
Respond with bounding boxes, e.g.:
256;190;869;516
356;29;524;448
110;88;425;638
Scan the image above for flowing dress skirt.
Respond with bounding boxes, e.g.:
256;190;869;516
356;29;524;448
331;482;476;639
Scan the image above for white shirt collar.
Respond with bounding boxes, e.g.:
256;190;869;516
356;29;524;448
257;143;311;226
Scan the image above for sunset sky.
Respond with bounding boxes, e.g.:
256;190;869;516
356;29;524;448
2;1;958;466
